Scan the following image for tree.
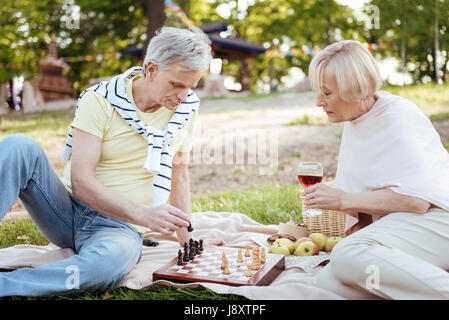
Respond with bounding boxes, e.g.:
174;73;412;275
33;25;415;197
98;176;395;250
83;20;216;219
368;0;449;83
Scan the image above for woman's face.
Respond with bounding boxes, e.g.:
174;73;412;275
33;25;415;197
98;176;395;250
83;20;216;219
315;70;368;123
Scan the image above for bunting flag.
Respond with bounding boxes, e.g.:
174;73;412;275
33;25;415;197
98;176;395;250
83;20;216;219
164;0;196;30
266;41;395;58
2;0;399;69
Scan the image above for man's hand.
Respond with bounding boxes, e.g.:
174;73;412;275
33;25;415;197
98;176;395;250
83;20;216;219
137;203;191;235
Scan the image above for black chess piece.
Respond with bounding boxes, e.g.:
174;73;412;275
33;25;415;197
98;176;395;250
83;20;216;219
199;239;204;252
189;243;195;260
194;241;200;254
177;249;183;266
183;243;189;262
187;221;194;232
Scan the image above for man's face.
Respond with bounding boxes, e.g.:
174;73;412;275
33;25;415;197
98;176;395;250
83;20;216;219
145;62;203;111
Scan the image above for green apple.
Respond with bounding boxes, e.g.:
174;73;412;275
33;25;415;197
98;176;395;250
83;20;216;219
325;236;343;252
273;238;295;254
269;242;290;256
295;241;319;256
294;237;314;251
309;233;327;251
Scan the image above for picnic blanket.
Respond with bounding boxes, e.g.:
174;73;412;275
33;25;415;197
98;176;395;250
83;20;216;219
0;211;345;300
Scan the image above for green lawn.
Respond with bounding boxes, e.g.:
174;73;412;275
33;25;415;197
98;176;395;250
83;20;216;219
0;185;302;300
0;109;74;149
383;83;449;109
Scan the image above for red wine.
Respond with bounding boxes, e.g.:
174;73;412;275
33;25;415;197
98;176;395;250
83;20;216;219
297;175;322;187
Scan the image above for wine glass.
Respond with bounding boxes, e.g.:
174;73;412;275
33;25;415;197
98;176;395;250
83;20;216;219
297;162;323;216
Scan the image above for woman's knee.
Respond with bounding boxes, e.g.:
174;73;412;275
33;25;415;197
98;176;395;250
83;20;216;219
329;237;372;285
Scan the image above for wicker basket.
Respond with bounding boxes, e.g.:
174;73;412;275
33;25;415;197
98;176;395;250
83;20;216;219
302;205;347;238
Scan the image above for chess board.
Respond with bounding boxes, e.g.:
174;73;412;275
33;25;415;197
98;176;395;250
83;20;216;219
153;246;285;287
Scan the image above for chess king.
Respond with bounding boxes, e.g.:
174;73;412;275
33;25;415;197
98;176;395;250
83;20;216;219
0;27;224;298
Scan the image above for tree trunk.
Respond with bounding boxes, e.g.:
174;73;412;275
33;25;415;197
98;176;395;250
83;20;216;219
400;1;406;73
434;0;440;83
142;0;167;50
325;15;331;46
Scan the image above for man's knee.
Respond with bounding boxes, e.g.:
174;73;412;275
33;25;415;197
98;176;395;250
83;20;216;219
78;237;141;291
1;135;44;158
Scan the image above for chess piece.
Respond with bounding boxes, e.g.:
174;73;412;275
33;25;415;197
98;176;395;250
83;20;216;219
245;264;253;277
260;248;266;263
187;221;194;232
237;249;243;263
223;266;230;275
199;239;204;252
221;254;228;270
194;241;201;254
244;244;250;257
183;243;190;262
177;250;184;266
189;243;195;260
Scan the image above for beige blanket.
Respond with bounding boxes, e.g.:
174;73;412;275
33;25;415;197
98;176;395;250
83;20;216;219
0;211;344;300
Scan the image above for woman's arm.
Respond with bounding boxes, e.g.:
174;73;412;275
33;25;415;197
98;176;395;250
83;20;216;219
303;183;431;217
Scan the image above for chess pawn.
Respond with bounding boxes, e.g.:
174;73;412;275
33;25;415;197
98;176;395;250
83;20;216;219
223;266;230;275
237;249;243;263
250;260;260;270
221;257;228;270
244;245;250;257
260;248;266;263
245;264;253;277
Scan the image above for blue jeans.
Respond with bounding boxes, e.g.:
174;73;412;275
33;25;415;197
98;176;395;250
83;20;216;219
0;135;143;297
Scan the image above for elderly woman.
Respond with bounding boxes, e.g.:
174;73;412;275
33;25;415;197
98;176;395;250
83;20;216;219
304;40;449;299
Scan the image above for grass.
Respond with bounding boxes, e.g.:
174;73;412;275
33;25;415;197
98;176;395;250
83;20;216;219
383;83;449;109
286;113;328;126
429;111;449;122
0;109;74;149
0;184;303;300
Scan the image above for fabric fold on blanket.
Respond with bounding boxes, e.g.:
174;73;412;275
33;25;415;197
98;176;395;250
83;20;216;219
0;211;346;300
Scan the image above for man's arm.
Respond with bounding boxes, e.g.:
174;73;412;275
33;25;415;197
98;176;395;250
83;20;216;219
70;127;190;235
170;151;193;246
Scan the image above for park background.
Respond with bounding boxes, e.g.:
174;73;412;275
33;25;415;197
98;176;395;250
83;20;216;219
0;0;448;299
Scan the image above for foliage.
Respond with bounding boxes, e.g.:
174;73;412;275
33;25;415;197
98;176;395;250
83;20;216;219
1;0;448;97
368;0;449;83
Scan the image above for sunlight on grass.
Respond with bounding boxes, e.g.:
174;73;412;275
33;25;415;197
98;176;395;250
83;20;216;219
383;83;449;109
192;184;303;225
0;110;74;148
0;218;49;249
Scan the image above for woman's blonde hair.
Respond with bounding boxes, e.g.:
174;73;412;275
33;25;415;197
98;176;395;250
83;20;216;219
308;40;382;102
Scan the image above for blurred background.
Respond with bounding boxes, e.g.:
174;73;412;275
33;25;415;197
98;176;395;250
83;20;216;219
1;0;448;112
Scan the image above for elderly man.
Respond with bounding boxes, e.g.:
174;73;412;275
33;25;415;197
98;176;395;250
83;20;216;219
0;27;222;297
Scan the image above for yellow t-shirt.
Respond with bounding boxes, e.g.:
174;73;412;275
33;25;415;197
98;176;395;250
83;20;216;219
61;74;197;210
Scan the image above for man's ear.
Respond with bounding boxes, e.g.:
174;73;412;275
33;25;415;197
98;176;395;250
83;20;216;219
145;62;158;79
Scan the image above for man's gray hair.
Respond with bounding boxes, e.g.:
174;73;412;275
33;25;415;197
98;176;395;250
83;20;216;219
142;27;212;75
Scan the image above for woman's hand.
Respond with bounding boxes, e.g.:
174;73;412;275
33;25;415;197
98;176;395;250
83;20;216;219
301;183;348;211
